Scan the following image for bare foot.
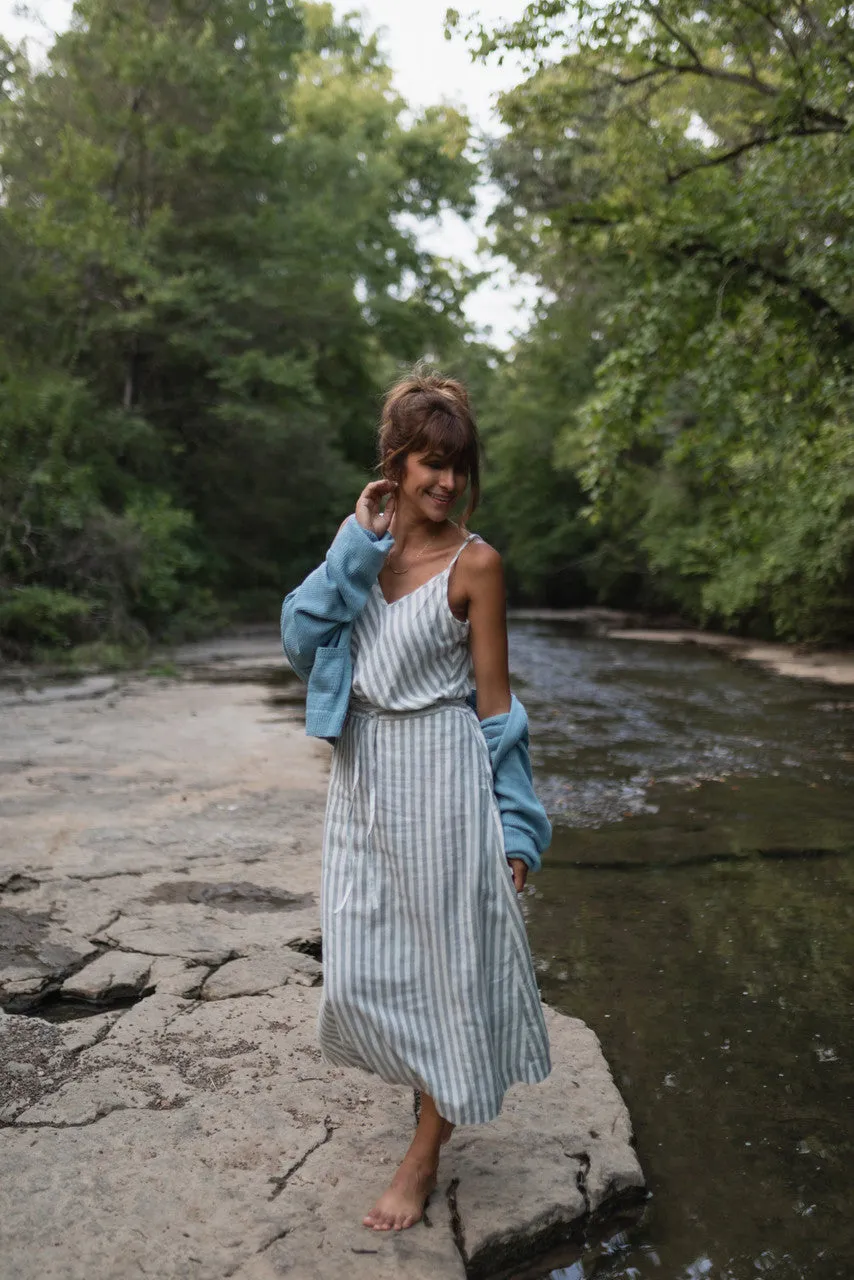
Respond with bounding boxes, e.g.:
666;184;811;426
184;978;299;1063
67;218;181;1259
362;1155;437;1231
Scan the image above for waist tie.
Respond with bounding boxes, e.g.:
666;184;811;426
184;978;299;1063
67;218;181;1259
347;695;470;720
332;696;471;915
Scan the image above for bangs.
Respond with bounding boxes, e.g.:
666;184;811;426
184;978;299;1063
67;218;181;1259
410;408;479;477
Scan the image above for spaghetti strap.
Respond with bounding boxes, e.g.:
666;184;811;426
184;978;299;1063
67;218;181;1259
447;530;480;571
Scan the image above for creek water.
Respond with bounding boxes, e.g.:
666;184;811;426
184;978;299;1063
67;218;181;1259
510;622;854;1280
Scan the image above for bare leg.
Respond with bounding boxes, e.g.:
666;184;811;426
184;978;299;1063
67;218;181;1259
363;1092;456;1231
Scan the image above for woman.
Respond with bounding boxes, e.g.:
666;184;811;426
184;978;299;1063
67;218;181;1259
280;371;552;1233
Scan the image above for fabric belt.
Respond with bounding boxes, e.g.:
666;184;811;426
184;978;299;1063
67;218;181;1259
347;695;470;720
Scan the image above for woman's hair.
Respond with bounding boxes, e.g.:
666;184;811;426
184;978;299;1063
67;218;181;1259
378;367;481;525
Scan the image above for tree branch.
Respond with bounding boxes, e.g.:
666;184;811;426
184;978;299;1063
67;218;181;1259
609;55;848;130
548;213;854;344
641;0;703;65
608;66;679;88
648;53;780;96
666;125;842;183
677;238;854;343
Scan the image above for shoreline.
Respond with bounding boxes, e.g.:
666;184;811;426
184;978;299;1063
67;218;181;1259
4;613;854;694
509;608;854;686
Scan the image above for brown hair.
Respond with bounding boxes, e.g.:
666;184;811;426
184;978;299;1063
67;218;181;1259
378;368;481;526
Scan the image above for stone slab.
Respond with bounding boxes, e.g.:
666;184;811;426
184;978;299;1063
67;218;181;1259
0;634;645;1279
271;1127;467;1280
445;1007;644;1275
201;950;322;999
0;675;116;708
0;917;100;1001
61;949;153;1000
147;954;209;997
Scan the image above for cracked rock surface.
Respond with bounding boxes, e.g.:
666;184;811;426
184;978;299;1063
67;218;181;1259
0;633;644;1279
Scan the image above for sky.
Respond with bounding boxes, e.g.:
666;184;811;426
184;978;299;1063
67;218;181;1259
0;0;538;348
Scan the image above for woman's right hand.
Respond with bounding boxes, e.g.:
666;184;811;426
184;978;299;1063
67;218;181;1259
355;479;396;537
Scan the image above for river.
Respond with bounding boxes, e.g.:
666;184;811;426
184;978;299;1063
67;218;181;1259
511;621;854;1280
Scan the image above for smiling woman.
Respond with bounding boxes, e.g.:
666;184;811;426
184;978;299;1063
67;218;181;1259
280;366;553;1234
376;371;481;529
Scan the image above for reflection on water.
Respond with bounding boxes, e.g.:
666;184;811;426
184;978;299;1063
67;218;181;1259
507;623;854;1280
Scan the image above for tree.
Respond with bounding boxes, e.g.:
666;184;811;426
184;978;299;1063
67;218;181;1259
0;0;480;655
458;1;854;639
475;286;608;606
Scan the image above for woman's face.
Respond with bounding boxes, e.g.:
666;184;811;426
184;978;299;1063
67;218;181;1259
398;449;468;521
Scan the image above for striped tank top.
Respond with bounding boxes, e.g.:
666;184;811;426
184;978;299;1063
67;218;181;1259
350;531;481;711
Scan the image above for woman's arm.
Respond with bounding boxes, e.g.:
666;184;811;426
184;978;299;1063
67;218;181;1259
466;542;512;721
465;542;531;892
280;511;393;681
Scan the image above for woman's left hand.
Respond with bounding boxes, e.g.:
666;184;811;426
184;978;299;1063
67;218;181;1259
508;858;528;893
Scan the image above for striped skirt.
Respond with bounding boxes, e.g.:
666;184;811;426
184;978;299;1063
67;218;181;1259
317;697;551;1126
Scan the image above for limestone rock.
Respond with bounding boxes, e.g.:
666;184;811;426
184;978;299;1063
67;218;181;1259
201;951;322;999
88;917;240;965
147;955;208;997
61;949;153;1001
0;910;100;1004
59;1010;124;1055
444;1007;645;1276
0;675;116;708
0;975;48;999
270;1123;466;1280
14;1065;156;1126
0;633;645;1280
1;1099;326;1279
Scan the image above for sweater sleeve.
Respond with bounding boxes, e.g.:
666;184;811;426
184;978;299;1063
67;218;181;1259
479;704;552;874
280;515;394;683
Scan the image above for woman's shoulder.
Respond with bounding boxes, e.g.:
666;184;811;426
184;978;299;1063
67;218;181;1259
459;532;504;580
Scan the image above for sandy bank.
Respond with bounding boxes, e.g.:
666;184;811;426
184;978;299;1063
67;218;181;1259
509;608;854;686
0;635;644;1280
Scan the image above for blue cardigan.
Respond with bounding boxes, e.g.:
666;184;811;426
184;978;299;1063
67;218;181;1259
474;691;552;873
281;515;393;739
280;515;552;871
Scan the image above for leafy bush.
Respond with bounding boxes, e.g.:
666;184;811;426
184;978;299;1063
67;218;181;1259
0;586;93;653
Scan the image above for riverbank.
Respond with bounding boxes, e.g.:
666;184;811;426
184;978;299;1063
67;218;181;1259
0;635;644;1280
5;611;853;699
509;608;854;686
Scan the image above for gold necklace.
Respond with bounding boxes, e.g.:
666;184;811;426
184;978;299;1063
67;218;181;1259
387;526;443;575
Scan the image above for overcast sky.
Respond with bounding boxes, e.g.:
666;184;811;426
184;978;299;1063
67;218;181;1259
0;0;537;347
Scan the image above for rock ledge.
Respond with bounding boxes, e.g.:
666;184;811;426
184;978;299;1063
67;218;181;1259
0;636;645;1278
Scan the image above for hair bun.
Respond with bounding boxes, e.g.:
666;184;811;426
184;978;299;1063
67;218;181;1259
384;370;468;418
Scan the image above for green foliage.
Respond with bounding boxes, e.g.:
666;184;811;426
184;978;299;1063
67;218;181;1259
0;587;93;650
14;0;852;645
476;294;605;604
0;0;479;657
0;357;198;655
469;0;854;639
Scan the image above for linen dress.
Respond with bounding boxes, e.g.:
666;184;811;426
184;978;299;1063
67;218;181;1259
317;532;552;1125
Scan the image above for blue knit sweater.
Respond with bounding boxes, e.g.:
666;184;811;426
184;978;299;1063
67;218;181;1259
280;515;552;871
471;691;552;873
280;515;393;738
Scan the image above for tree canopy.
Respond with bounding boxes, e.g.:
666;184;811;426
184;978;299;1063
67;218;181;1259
3;0;853;656
0;0;478;657
460;0;854;639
